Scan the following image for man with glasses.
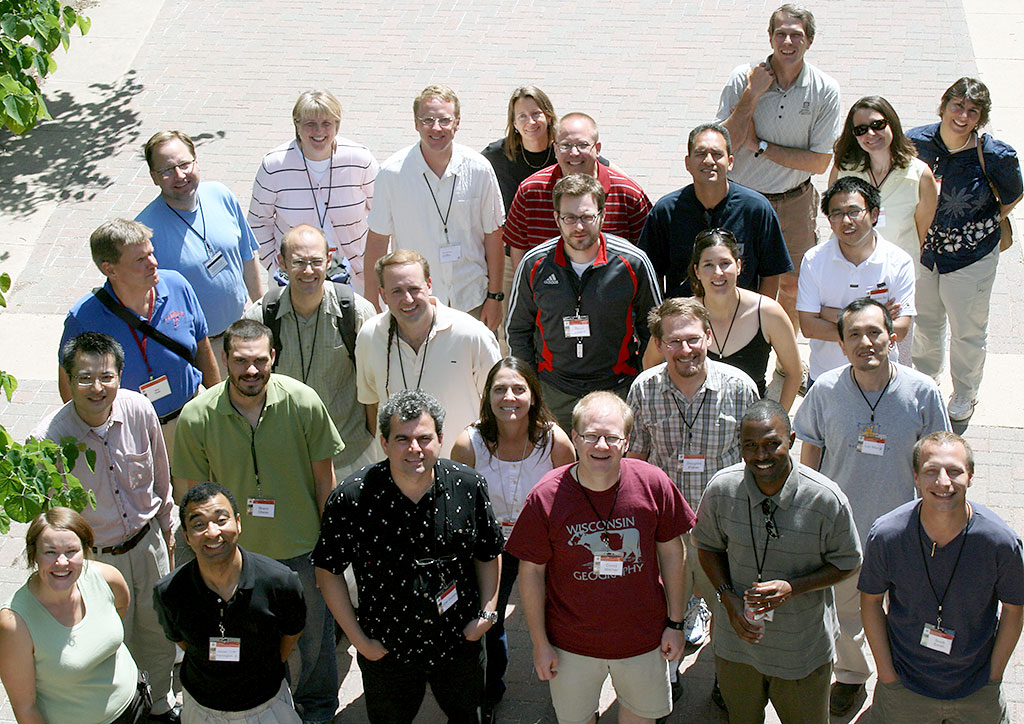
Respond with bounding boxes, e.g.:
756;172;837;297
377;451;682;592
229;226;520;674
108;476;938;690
507;391;694;724
33;332;180;723
137;130;264;369
244;224;378;479
794;298;949;716
638;122;792;299
313;389;503;724
506;173;661;433
694;400;861;724
626;298;757;694
364;84;505;332
796;176;916;387
506;113;651;273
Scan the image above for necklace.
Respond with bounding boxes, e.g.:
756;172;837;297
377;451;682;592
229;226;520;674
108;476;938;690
868;160;893;189
947;131;973;154
521;146;552;170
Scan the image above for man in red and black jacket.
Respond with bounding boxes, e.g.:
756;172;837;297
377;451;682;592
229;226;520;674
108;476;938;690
506;172;662;433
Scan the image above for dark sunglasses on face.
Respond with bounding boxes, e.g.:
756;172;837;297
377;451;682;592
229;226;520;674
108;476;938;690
853;118;888;137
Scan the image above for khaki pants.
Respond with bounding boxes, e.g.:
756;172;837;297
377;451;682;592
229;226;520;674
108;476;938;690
716;656;832;724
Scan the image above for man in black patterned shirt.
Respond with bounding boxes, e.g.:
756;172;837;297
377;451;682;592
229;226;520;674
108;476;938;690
313;388;503;724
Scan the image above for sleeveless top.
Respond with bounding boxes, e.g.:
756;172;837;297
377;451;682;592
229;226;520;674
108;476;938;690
3;563;137;724
838;157;928;260
469;425;556;530
708;295;771;396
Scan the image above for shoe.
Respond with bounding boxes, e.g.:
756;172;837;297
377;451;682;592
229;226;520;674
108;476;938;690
682;595;711;646
149;706;182;724
829;681;864;716
711;677;727;711
948;393;977;421
481;703;495;724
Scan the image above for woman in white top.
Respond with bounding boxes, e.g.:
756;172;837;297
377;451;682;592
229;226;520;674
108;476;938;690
451;356;574;720
830;96;938;365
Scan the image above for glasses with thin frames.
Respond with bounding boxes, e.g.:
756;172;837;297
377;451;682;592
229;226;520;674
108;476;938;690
74;373;118;387
556;141;593;153
827;207;868;223
557;213;600;226
852;118;888;137
580;433;627;446
155;159;195;178
288;257;326;271
418;116;455;129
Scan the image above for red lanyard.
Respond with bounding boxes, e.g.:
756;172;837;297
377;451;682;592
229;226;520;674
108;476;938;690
128;288;157;376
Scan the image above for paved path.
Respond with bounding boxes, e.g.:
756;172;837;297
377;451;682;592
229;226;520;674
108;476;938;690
1;1;1023;722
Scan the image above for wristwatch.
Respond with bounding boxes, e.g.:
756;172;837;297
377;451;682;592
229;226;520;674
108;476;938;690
486;291;505;301
478;609;499;625
665;617;686;631
715;583;733;603
754;139;769;158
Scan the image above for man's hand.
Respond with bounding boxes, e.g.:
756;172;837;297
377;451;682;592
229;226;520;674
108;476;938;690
162;527;175;569
661;627;685;661
747;62;775;98
462;617;493;642
479;298;502;332
721;590;764;644
885;299;902;319
355;637;388;661
532;641;559;680
745;579;794;617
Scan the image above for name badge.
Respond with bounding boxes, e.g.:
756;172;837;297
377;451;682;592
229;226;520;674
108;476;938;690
139;375;172;402
204;250;228;278
208;637;241;661
436;581;458;614
247;498;276;518
593;553;624;576
680;454;705;473
500;519;516;540
563;316;591;338
858;424;886;456
920;623;954;654
439;244;462;263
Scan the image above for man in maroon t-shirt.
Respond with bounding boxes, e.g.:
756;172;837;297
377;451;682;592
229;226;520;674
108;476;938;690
506;391;694;724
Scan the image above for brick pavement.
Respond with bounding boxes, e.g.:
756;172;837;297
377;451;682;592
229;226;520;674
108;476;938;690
1;0;1023;722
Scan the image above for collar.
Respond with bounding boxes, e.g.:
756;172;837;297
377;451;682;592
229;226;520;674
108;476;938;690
659;359;723;401
553;233;609;268
545;162;613;195
105;275;169;311
212;375;282;417
413;142;463;180
189;546;253;601
275;285;337;321
66;388;126;437
742;455;799;511
823;233;886;269
765;54;811;91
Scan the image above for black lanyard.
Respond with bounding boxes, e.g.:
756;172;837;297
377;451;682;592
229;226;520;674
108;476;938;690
747;498;777;582
916;503;971;630
671;389;709;447
423;173;457;242
576;470;620;546
851;364;894;423
710;296;741;357
293;310;320;384
397;312;435;391
167;197;211;253
302;154;334;231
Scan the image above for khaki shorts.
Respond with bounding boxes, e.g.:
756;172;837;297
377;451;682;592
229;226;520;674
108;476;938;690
767;181;819;272
871;679;1008;724
549;646;670;724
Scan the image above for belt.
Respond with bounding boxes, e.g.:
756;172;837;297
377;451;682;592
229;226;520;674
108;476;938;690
763;178;811;202
93;521;151;556
159;407;183;425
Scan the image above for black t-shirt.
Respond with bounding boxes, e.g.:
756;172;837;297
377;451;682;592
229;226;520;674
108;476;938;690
153;548;305;711
312;459;504;664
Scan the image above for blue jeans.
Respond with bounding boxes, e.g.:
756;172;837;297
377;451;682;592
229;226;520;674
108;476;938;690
280;552;338;722
484;551;520;706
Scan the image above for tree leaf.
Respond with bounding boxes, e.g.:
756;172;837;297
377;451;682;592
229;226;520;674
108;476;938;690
85;447;96;473
5;492;44;524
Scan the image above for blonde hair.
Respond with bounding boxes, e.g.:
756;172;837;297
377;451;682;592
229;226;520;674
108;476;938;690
292;90;343;133
413;84;460;118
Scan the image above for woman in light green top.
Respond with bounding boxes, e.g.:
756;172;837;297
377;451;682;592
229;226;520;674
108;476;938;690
0;508;146;724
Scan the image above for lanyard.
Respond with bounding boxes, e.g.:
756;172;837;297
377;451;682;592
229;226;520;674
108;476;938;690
710;295;741;357
167;197;212;254
851;363;894;423
423;173;457;242
128;288;157;376
916;502;971;630
747;498;776;582
293;311;320;384
671;388;709;447
397;312;435;391
302;154;334;231
575;470;620;546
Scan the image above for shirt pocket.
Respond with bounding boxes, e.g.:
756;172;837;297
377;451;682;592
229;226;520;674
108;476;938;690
123;451;154;490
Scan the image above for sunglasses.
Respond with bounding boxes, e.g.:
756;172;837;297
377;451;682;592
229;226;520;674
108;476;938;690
762;499;780;539
853;118;888;137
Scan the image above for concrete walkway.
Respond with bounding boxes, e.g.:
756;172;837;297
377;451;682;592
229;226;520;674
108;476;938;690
1;1;1023;722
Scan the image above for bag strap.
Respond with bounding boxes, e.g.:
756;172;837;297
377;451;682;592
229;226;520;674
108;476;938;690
92;288;195;366
261;285;286;371
975;133;1005;206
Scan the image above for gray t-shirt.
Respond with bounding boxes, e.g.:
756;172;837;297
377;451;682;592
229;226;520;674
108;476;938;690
794;363;950;546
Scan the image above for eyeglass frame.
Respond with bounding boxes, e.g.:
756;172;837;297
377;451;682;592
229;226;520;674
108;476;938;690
154;159;196;178
852;118;888;137
417;116;456;129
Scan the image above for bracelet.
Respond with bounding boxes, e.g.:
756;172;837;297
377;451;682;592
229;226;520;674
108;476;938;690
715;583;733;602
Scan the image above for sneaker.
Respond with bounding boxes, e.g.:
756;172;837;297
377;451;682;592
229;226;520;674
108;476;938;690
711;677;727;711
829;681;864;716
948;393;977;421
683;595;711;646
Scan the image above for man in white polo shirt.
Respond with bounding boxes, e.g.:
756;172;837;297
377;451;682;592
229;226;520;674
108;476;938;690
364;84;506;331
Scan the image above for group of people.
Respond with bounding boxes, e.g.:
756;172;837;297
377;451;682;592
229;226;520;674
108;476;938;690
1;3;1023;724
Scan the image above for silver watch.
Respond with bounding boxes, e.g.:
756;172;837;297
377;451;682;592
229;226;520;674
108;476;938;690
478;609;499;625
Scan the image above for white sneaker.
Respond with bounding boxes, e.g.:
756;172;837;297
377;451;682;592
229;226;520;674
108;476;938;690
948;393;977;421
683;595;711;646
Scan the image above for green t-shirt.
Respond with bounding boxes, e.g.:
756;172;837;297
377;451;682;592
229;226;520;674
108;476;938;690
173;375;344;559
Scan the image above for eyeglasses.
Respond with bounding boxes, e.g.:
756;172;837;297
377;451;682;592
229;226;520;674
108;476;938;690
74;373;118;387
515;110;546;125
579;433;627;446
827;207;868;223
556;141;593;153
154;159;195;178
288;257;326;271
761;499;780;539
557;213;600;226
662;336;706;351
418;116;456;129
852;118;888;137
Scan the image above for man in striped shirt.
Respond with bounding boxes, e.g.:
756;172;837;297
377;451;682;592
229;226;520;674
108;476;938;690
506;113;652;274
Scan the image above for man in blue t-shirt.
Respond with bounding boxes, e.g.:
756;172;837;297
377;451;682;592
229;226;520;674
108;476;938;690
859;431;1024;722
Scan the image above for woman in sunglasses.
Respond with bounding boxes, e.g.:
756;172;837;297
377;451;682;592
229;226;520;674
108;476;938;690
830;96;938;366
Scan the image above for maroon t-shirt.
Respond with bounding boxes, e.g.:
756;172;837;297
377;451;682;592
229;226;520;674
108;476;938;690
506;458;695;659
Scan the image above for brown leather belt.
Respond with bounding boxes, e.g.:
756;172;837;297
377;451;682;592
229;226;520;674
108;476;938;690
763;178;811;202
93;521;151;556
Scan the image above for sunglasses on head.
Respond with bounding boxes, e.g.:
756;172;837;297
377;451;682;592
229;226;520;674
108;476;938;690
853;118;888;137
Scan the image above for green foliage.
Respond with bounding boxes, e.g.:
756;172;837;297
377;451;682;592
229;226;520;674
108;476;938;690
0;0;90;134
0;270;96;533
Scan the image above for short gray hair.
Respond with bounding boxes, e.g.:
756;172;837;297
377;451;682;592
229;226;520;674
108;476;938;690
379;389;446;440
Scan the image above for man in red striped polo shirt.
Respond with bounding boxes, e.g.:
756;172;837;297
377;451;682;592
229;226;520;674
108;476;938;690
506;113;652;274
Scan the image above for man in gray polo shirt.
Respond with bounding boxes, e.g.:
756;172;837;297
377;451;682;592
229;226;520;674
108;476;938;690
695;400;861;723
715;3;841;336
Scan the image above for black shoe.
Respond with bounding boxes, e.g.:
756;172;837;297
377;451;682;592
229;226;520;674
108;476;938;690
829;681;864;716
149;705;182;724
711;677;727;711
481;703;495;724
